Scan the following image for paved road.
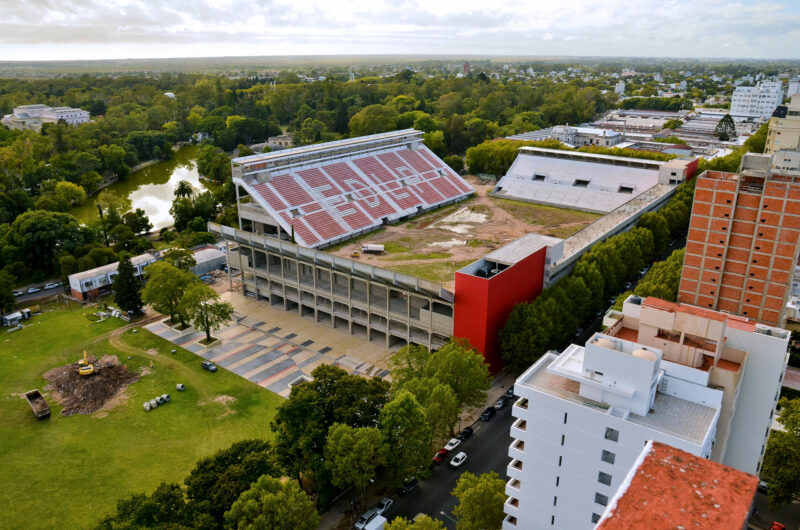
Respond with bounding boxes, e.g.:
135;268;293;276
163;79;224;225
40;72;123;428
392;403;516;527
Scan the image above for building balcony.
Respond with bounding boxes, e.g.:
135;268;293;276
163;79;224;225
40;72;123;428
504;497;520;520
505;478;522;498
513;397;529;411
509;439;525;461
510;419;527;439
502;515;518;529
507;459;524;481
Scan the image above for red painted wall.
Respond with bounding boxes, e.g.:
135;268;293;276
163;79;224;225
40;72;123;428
453;247;547;373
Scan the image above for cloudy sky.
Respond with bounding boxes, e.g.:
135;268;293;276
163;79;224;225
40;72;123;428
1;0;799;61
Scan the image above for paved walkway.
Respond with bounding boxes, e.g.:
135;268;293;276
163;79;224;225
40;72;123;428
146;291;395;397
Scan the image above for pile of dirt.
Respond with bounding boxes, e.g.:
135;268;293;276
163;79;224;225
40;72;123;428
43;354;140;416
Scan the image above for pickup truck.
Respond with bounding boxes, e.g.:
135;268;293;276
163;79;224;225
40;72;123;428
24;389;50;420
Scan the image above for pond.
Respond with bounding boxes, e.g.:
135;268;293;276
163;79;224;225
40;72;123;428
72;144;205;230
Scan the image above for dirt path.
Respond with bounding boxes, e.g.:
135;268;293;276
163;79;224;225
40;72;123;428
104;314;217;402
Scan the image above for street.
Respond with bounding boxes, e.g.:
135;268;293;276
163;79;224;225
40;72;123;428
391;403;516;528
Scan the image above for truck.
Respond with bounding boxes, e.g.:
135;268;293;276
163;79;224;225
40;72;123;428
361;244;385;254
24;389;50;420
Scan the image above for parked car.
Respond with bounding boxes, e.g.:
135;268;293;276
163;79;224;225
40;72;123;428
12;290;23;297
354;508;379;530
444;438;461;452
493;396;508;410
399;477;418;495
449;451;467;469
44;282;61;290
27;287;41;294
480;407;495;421
375;498;394;516
201;361;217;372
758;481;769;494
457;426;474;441
432;448;450;465
504;387;515;399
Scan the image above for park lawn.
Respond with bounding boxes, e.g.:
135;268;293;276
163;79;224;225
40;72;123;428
490;197;600;230
0;306;283;529
388;260;475;284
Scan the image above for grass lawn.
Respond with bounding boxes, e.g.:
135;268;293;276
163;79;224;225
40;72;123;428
0;305;283;529
490;197;600;237
388;260;475;284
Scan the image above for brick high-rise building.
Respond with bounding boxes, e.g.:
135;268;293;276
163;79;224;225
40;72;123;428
678;153;800;326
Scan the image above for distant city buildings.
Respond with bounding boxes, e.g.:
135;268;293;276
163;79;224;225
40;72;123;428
1;104;90;131
463;62;471;75
595;441;758;529
614;81;625;95
730;81;783;119
788;77;800;98
678;153;800;326
503;295;788;529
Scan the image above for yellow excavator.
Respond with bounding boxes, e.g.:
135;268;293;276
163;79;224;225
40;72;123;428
77;350;95;376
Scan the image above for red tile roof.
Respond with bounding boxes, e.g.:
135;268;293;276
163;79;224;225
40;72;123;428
642;296;756;331
597;441;757;529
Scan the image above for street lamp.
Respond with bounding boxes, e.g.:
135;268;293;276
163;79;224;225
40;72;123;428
439;511;457;524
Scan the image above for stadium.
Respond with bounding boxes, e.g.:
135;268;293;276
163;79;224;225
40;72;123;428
211;130;697;371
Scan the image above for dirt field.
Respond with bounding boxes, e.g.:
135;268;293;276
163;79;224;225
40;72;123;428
328;176;599;289
43;354;139;415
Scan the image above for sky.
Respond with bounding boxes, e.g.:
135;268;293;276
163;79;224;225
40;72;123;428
1;0;799;61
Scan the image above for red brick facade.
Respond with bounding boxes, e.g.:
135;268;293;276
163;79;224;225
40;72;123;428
678;170;800;326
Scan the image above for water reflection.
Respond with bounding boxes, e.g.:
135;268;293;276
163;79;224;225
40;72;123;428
72;145;202;230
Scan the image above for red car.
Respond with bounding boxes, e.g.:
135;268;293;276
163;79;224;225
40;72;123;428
432;448;450;465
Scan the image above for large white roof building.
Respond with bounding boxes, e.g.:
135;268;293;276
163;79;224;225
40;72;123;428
1;104;90;130
491;147;695;213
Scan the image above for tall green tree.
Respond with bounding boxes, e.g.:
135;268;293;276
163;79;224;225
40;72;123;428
713;114;737;141
163;248;197;271
395;377;459;443
324;424;386;501
185;439;280;527
180;283;234;342
426;340;491;411
0;270;16;313
224;476;319;530
142;261;196;325
762;398;800;509
380;390;431;485
451;471;507;530
113;253;143;314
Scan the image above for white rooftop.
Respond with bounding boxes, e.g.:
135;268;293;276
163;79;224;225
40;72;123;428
484;233;564;266
69;253;156;282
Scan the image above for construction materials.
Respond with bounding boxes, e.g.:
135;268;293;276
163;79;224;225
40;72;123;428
24;389;50;420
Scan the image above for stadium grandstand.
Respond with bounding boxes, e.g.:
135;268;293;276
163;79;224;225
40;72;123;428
232;130;473;248
491;147;696;213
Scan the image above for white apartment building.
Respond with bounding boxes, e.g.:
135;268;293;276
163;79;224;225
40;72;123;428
730;81;783;119
1;104;90;131
765;95;800;164
614;81;625;95
788;77;800;98
504;296;789;530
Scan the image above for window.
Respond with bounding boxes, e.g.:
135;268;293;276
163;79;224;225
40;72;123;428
551;515;555;526
595;493;609;506
592;513;601;524
573;179;590;187
561;434;565;446
558;455;562;467
618;186;634;194
598;471;612;486
534;174;546;181
601;450;615;464
604;428;619;442
553;496;558;506
556;476;560;487
563;412;568;424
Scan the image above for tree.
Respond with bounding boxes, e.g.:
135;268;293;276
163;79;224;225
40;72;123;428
236;143;255;157
426;340;491;410
6;210;83;271
443;155;464;173
224;475;319;530
180;283;234;342
762;398;800;509
97;482;191;529
396;377;459;443
348;105;399;136
637;211;671;254
142;261;196;325
175;179;194;199
385;515;446;530
663;118;683;130
0;270;16;313
54;181;87;207
380;390;431;485
185;439;280;526
163;248;197;271
114;253;143;314
122;208;152;235
451;471;506;530
324;424;385;501
714;114;737;141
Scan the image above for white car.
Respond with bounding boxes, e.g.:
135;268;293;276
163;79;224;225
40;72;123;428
27;287;40;294
449;451;467;469
354;509;379;530
375;497;394;515
443;438;461;452
44;282;61;290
